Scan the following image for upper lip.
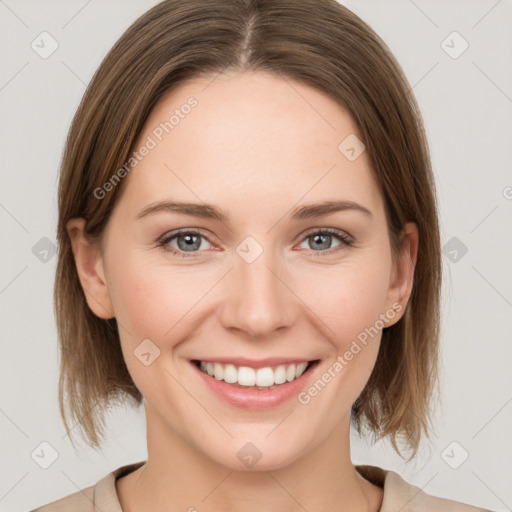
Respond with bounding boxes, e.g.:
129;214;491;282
191;357;319;369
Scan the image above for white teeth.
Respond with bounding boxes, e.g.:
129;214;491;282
256;367;274;387
223;364;238;384
274;365;287;385
238;366;256;386
196;360;312;387
213;363;224;380
297;362;308;377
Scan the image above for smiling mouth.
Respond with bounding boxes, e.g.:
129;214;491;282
191;359;320;390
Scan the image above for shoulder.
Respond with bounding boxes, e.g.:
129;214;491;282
356;465;495;512
30;461;146;512
30;483;96;512
382;470;495;511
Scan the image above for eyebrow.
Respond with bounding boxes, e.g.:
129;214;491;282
136;199;373;222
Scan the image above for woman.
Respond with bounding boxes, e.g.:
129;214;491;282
33;0;493;510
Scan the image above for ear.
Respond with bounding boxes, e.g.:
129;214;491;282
66;218;115;319
383;222;418;327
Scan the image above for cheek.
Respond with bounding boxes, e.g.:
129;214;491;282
108;253;204;342
303;254;392;344
106;250;209;393
107;235;392;357
296;259;391;407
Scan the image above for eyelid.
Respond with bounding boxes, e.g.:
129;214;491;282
299;226;353;243
295;227;354;257
158;227;354;258
157;228;216;257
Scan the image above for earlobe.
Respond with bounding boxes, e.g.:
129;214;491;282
384;222;419;326
66;218;115;319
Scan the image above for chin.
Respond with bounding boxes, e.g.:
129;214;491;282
198;431;308;472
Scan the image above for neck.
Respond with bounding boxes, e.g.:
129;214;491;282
116;403;382;512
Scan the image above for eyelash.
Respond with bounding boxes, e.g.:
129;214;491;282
157;228;354;259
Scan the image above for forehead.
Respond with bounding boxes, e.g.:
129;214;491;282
116;70;383;219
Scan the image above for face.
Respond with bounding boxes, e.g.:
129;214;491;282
69;70;417;471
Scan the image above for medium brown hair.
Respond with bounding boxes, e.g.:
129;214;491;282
55;0;441;459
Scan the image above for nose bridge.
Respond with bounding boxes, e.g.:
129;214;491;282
221;235;295;338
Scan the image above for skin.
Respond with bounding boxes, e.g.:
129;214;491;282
68;70;418;512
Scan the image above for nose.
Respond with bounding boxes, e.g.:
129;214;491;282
219;244;297;340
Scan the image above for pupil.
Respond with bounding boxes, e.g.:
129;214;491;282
178;233;200;251
312;233;330;250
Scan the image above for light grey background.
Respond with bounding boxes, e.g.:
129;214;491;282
1;1;511;511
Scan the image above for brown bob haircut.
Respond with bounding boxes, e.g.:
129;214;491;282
55;0;441;459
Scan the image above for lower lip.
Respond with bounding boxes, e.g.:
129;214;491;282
191;360;320;410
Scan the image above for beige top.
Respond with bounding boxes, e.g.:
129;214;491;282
31;461;493;511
